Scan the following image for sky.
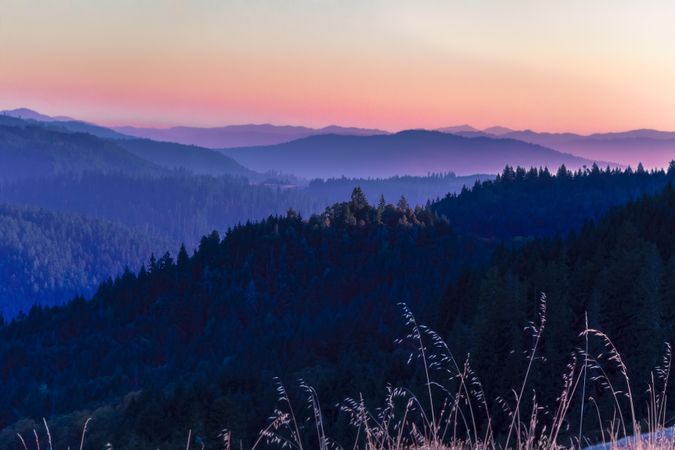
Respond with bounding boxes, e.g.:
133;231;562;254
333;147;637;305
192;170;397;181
1;0;674;132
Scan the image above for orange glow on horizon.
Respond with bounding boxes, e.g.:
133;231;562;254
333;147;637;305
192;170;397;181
1;1;674;133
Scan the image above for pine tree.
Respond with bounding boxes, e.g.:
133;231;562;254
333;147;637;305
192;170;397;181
350;187;369;211
148;253;158;273
556;164;569;178
376;194;386;223
397;195;409;212
177;244;189;269
377;193;386;212
501;165;516;182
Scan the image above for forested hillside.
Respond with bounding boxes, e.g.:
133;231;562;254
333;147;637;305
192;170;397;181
440;184;675;441
0;125;159;180
0;161;671;320
0;205;166;316
0;191;490;448
5;165;672;250
115;138;258;178
0;173;495;247
1;183;674;448
433;162;675;238
0;173;320;245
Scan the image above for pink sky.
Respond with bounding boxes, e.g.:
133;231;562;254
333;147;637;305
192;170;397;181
1;1;674;132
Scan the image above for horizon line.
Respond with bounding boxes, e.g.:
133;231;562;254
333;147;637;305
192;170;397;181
2;105;675;136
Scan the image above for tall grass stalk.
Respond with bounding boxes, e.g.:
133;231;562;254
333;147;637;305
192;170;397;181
504;294;547;450
578;312;589;445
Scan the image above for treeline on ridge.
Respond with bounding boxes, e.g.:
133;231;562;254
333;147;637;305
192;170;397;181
434;162;675;237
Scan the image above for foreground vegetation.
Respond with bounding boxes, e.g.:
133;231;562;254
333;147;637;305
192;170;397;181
16;301;675;449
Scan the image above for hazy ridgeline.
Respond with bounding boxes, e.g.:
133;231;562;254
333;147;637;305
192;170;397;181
219;130;600;179
0;164;671;317
305;173;491;208
0;171;490;316
449;127;675;169
0;117;500;316
0;172;490;247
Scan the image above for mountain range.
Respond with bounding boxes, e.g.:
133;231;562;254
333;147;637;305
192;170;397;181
0;115;257;180
112;119;675;170
6;107;675;177
5;108;675;173
502;129;675;169
1;107;76;122
0;123;159;180
1;108;614;180
114;123;388;148
443;127;675;169
219;130;605;178
1;108;128;139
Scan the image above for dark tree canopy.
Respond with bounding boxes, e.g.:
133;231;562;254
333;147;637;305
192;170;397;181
433;163;675;238
0;164;674;448
0;192;490;448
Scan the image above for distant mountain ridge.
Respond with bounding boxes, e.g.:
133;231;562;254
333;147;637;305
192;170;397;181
220;129;609;179
495;129;675;168
1;107;75;122
116;138;257;178
114;123;388;148
1;107;129;139
436;124;480;133
437;125;675;168
0;116;260;179
0;123;160;180
5;107;670;173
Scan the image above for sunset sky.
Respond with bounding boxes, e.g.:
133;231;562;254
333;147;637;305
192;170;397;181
1;0;674;132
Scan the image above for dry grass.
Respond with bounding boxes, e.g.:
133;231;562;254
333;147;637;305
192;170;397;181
19;296;675;449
